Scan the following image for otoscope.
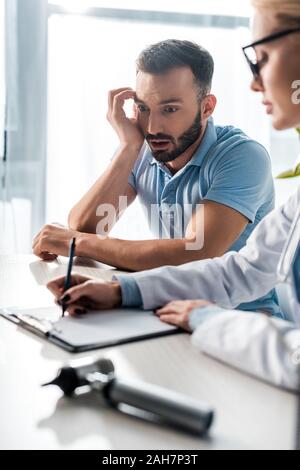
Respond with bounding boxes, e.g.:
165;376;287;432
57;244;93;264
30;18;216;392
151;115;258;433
43;356;214;435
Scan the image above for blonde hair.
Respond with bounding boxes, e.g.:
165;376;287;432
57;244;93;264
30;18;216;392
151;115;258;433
252;0;300;26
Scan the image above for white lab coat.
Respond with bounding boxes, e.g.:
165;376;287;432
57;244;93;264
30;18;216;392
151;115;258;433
129;186;300;390
191;310;300;392
131;186;299;313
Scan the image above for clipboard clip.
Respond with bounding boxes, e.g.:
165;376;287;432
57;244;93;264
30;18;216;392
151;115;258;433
16;314;56;336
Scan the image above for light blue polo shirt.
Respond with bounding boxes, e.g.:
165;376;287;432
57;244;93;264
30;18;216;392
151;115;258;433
120;117;281;317
128;117;274;251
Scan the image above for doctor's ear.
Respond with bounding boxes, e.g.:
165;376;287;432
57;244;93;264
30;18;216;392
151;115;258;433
201;94;217;120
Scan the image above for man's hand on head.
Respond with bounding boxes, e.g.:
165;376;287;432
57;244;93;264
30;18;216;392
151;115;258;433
107;87;144;151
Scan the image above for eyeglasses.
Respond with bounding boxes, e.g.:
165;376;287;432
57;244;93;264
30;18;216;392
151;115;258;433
243;26;300;80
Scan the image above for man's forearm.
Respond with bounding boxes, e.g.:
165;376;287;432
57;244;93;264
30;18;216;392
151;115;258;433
68;144;140;234
76;234;209;271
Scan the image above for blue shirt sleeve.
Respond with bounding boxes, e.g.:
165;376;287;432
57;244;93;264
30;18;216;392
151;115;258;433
113;274;143;308
114;274;228;328
203;141;274;223
128;171;136;190
114;273;226;325
127;143;148;190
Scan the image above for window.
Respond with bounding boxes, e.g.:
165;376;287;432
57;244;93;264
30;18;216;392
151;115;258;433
49;0;252;17
1;0;48;254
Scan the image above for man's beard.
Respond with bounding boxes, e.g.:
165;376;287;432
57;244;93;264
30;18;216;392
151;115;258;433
147;110;202;163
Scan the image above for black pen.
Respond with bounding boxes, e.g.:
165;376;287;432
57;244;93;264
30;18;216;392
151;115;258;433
62;237;76;317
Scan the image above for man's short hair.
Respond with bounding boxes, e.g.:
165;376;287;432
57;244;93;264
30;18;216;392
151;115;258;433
136;39;214;99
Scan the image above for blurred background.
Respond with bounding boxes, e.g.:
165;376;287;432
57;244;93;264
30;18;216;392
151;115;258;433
0;0;299;254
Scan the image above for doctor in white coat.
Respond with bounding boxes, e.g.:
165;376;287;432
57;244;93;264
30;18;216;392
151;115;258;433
48;0;300;392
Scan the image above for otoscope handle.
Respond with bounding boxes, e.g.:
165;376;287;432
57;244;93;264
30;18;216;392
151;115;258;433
106;378;214;435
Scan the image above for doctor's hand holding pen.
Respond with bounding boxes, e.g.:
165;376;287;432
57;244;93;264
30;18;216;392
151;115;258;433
47;274;213;331
47;274;122;315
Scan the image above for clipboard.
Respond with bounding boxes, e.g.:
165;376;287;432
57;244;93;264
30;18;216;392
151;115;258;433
0;305;180;352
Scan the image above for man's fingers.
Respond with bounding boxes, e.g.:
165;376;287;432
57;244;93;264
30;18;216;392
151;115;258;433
32;224;53;249
32;231;41;249
32;235;43;252
33;233;53;258
33;246;56;261
132;102;138;120
33;242;45;258
113;89;136;107
40;252;58;261
108;87;133;109
110;90;136;119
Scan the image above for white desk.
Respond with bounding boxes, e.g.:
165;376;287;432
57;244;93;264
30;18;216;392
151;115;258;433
0;255;298;450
